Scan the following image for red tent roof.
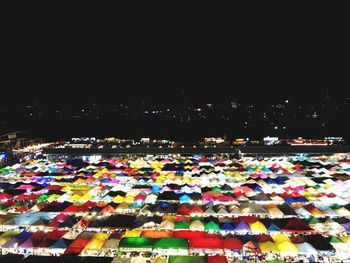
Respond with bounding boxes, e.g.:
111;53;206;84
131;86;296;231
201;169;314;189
0;193;13;200
46;230;67;240
100;205;115;214
208;256;228;263
64;238;89;254
31;231;46;241
174;231;205;239
283;217;315;233
189;238;223;249
177;205;192;215
223;238;243;250
190;205;204;214
63;205;80;213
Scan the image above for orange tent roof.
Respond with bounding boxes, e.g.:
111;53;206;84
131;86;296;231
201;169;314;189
141;230;174;238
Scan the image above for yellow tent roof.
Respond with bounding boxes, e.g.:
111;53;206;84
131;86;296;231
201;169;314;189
340;236;350;245
272;234;290;243
84;239;105;250
259;241;279;253
249;221;267;234
124;196;135;202
151;258;168;263
123;230;142;238
92;232;110;240
69;194;83;201
113;195;125;202
162;215;177;222
117;202;130;209
276;241;298;254
79;194;92;201
46;194;60;201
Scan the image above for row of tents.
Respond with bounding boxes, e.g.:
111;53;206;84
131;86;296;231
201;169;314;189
0;154;350;261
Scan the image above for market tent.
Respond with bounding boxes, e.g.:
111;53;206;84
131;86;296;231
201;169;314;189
153;238;188;255
221;222;235;232
205;221;220;232
189;220;204;231
129;256;148;263
102;238;120;251
118;237;154;252
295;242;318;254
250;221;267;234
174;231;204;239
83;238;106;254
111;257;131;263
235;221;250;232
168;256;206;263
283;218;315;233
141;230;173;239
123;230;142;238
223;238;243;250
159;220;175;230
305;235;335;254
271;233;297;255
150;258;167;263
207;256;228;263
50;238;72;252
175;221;190;230
0;231;20;246
64;238;90;254
189;237;223;250
276;240;298;255
259;241;279;253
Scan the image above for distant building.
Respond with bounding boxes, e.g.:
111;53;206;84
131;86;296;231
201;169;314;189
0;131;43;149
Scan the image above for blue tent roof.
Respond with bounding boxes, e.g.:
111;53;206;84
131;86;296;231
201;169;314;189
51;239;70;249
15;231;32;241
267;223;281;232
285;196;296;205
179;194;191;203
296;196;308;203
266;179;276;185
152;185;161;193
221;222;235;231
275;177;287;185
159;201;170;208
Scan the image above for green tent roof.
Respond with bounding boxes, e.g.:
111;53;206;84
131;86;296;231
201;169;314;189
329;236;342;243
119;237;154;249
205;221;220;231
330;204;343;209
211;186;222;192
308;216;320;224
169;256;206;263
0;204;9;211
36;194;49;201
175;221;190;229
154;238;188;249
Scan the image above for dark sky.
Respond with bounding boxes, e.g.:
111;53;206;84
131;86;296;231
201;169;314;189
4;5;350;103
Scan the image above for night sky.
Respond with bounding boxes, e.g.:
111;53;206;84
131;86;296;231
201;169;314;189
2;6;350;140
4;6;349;101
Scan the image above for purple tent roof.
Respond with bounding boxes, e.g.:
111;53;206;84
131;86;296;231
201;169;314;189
235;221;250;232
2;238;21;248
19;238;34;249
341;222;350;232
